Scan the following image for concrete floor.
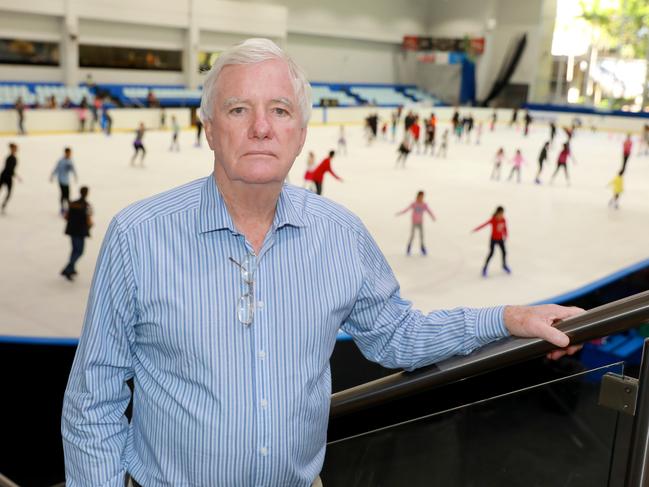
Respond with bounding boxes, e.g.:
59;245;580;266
1;120;647;338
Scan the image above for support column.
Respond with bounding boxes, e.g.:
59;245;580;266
529;0;558;103
62;0;79;87
185;0;200;89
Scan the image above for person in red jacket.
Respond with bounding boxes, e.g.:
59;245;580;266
550;142;575;186
410;117;421;154
310;150;342;195
621;133;632;174
472;206;510;277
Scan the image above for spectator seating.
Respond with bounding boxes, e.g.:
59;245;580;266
0;82;444;109
403;87;443;105
349;86;414;106
311;85;358;106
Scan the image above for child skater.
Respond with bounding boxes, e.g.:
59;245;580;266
607;171;624;209
473;206;510;277
396;190;436;256
550;142;576;186
396;137;412;168
491;147;505;180
507;149;525;183
535;141;549;184
130;122;146;167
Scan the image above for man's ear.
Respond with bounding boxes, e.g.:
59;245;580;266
203;119;215;150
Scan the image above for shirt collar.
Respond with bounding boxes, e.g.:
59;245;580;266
197;175;306;235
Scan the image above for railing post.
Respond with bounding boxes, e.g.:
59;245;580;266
625;339;649;487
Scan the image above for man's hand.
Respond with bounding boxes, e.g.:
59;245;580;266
504;304;584;359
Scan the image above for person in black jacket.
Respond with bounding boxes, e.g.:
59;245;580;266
1;142;20;213
61;186;93;281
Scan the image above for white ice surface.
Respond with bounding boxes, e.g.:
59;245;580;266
0;122;647;338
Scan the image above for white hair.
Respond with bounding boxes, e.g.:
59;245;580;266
199;38;312;127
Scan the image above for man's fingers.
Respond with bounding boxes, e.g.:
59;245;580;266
538;324;570;348
550;305;585;321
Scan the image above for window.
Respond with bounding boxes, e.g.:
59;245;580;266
79;45;182;71
0;38;59;66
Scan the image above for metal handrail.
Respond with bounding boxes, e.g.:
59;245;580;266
0;472;20;487
331;289;649;419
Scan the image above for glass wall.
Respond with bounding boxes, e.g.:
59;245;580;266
79;45;182;71
0;38;59;66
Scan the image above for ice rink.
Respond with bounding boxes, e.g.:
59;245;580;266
1;117;648;338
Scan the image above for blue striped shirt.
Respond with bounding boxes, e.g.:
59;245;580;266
62;175;507;486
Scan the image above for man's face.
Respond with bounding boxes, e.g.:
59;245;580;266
204;59;307;186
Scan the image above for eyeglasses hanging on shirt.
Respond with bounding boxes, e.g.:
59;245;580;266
229;254;257;325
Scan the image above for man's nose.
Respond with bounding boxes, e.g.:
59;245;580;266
250;110;271;139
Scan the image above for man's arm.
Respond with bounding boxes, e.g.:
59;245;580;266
342;228;581;371
61;217;137;486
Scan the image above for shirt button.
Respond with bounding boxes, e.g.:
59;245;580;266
261;398;268;408
257;300;264;308
260;446;268;456
258;350;266;360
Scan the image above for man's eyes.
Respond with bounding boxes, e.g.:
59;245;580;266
227;106;291;116
272;107;290;116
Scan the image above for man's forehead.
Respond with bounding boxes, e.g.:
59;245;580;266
215;60;296;99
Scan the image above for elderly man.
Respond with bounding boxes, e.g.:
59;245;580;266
62;38;581;486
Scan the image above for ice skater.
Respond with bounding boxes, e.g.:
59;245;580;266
169;116;180;152
475;121;483;145
549;121;557;144
195;118;203;147
337;125;347;155
60;186;93;281
535;141;550;184
550;142;576;186
620;133;632;174
473;206;510;277
490;110;497;131
607;171;624;209
0;143;21;214
523;110;532;136
310;150;342;195
436;129;449;158
491;147;505;180
15;97;26;135
303;151;316;191
507;149;526;183
396;137;412;167
50;147;77;214
131;123;146;166
509;108;519;129
396;190;436;256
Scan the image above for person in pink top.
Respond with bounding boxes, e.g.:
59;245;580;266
621;133;632;174
507;149;525;183
396;190;436;256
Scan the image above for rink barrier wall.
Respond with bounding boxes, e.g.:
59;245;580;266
0;107;192;134
3;256;649;345
3;105;649;136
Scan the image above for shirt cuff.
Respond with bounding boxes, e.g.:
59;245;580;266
473;305;509;344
